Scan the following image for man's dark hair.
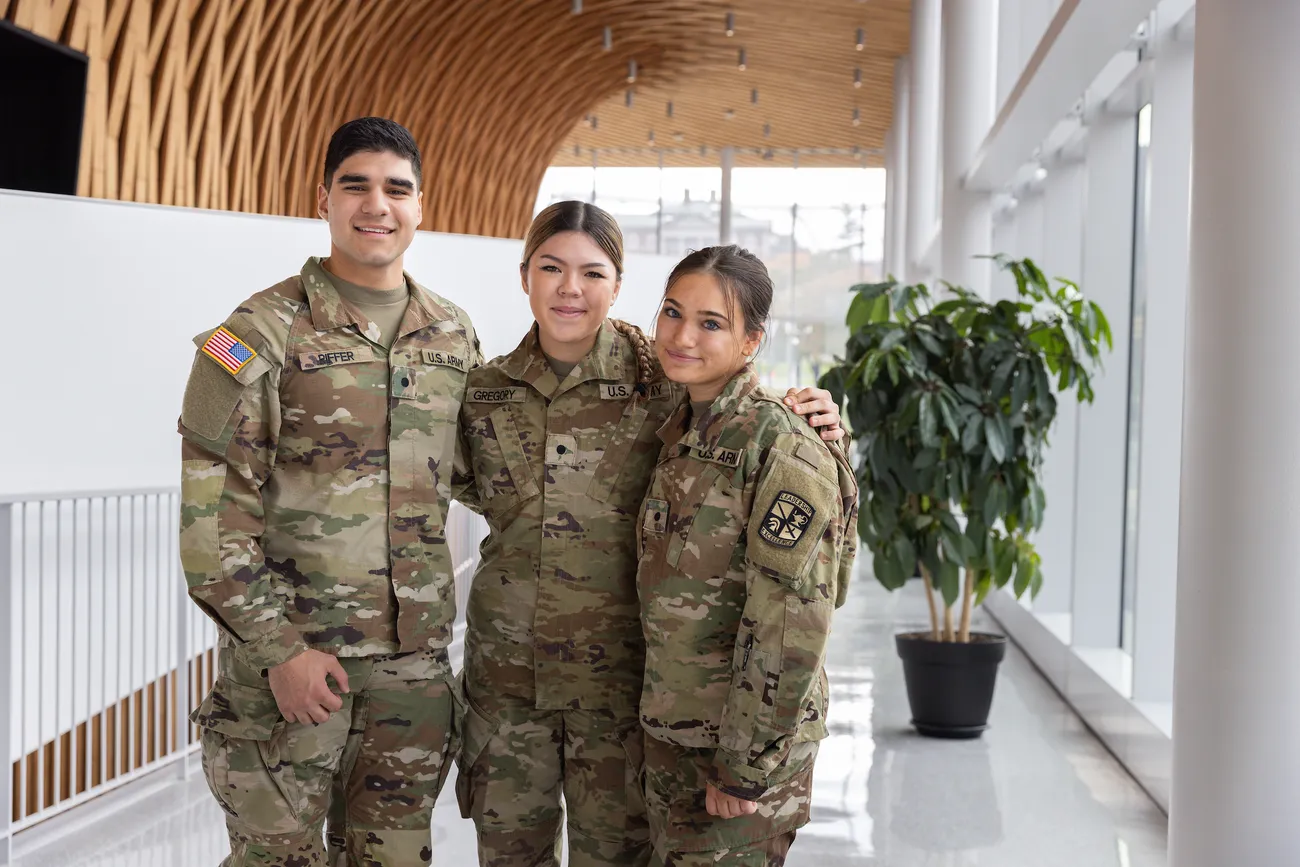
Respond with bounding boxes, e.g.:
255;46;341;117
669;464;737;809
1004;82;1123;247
323;117;422;188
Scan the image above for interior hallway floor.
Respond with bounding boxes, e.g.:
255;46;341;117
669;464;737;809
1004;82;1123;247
10;577;1169;866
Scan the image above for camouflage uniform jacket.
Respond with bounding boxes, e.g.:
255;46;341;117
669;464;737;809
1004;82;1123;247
460;321;678;711
178;257;480;673
637;364;859;799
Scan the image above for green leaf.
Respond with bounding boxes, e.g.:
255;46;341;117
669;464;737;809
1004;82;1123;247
919;393;938;447
962;416;983;453
984;416;1007;463
937;559;961;608
885;352;901;385
973;571;994;606
871;293;891;324
875;542;907;589
880;329;906;352
955;383;983;403
846;292;875;331
937;393;961;439
983;479;1005;520
991;354;1017;397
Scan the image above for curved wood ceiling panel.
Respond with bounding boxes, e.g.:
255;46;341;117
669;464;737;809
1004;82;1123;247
3;0;908;237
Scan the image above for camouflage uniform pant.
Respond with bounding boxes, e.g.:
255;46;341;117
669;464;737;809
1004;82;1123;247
642;736;816;867
456;687;650;867
195;646;457;867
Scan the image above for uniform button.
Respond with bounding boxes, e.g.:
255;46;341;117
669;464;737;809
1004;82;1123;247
556;445;567;455
401;377;410;387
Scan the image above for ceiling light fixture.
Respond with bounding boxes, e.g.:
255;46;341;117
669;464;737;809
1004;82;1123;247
856;27;865;51
751;87;759;104
852;107;861;126
627;59;637;83
572;0;582;13
602;25;612;51
738;48;746;70
626;89;634;108
763;122;771;137
725;11;735;36
854;68;862;88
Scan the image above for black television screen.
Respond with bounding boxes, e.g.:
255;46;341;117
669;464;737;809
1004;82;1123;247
0;20;89;196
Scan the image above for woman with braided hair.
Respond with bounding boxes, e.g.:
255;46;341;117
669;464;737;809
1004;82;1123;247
454;201;843;867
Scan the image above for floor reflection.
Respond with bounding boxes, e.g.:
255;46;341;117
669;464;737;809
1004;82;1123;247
14;574;1168;867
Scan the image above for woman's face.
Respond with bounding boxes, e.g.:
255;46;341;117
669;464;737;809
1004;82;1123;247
655;271;762;401
521;230;621;360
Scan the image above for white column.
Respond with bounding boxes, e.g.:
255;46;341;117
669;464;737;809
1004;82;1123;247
1070;113;1137;648
890;58;912;283
996;0;1021;109
940;0;996;296
1131;32;1194;704
719;146;734;245
1171;3;1300;863
905;0;941;279
883;127;897;279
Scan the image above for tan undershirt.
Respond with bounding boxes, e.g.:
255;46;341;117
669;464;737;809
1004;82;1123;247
690;400;712;420
544;352;579;380
329;271;410;350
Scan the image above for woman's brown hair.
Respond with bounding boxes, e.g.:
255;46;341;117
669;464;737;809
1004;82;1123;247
522;200;624;276
662;244;773;343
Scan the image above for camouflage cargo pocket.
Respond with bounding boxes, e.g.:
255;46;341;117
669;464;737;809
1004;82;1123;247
454;695;501;820
193;677;304;836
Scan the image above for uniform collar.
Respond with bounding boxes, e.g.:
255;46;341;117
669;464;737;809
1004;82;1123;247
500;320;627;399
301;257;453;341
658;364;761;451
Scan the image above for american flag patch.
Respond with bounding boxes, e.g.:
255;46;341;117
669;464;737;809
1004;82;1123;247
201;326;257;375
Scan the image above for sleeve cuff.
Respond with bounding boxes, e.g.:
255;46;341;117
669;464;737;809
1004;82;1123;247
231;623;309;672
709;752;770;801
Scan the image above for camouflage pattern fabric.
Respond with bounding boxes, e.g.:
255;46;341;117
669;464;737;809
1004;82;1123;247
642;736;808;864
191;641;457;866
459;321;679;712
455;685;651;867
636;364;858;852
178;256;481;673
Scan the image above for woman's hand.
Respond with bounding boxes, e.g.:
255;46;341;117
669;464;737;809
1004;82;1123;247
705;782;760;819
785;387;844;442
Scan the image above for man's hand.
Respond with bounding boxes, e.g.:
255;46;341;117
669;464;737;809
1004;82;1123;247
785;386;845;442
267;648;350;725
705;782;759;819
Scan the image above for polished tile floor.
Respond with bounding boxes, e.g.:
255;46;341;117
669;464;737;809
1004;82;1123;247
12;578;1168;866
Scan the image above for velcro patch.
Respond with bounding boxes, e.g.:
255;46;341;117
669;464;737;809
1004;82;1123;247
643;498;669;534
298;346;374;370
423;349;468;371
201;326;257;376
693;445;743;468
759;491;816;549
468;386;526;403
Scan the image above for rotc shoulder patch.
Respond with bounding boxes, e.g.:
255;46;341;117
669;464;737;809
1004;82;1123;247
201;326;258;376
759;491;816;549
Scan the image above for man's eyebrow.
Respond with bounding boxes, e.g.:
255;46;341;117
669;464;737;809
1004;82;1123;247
336;174;416;191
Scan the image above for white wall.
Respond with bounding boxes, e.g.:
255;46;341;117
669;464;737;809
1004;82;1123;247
0;191;678;497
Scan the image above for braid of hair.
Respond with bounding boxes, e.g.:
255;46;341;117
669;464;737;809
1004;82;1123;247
610;319;662;398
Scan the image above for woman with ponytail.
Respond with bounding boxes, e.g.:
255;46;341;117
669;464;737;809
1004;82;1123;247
454;202;843;867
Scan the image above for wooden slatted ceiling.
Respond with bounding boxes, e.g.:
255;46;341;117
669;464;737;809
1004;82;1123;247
554;0;912;169
3;0;908;238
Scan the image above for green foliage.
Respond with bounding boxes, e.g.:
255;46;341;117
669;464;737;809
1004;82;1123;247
820;256;1111;628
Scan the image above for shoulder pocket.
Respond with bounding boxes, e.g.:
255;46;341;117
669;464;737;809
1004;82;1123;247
745;451;837;589
471;406;539;510
587;399;653;505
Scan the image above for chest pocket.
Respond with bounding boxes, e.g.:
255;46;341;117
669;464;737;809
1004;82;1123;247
587;399;653;508
665;464;745;579
472;405;539;512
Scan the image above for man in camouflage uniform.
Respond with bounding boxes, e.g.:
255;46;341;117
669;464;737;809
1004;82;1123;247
456;319;673;866
179;118;478;866
636;364;859;866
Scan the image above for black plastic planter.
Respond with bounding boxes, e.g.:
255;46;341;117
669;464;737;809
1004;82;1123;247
895;632;1008;739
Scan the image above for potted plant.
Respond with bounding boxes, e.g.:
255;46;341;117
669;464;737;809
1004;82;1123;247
820;256;1111;738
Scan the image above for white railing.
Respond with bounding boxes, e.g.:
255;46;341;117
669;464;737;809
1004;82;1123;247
0;490;487;863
